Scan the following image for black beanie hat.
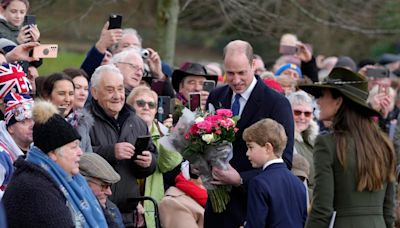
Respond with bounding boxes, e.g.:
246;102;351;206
32;100;81;153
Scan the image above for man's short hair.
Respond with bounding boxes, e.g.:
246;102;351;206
223;40;254;64
243;118;287;157
91;65;123;88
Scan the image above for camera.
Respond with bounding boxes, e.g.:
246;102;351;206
141;48;150;59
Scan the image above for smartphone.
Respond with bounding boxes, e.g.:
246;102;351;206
23;15;36;43
133;135;151;160
189;92;201;111
23;15;36;26
366;68;389;78
157;96;171;122
203;80;216;93
32;44;58;58
279;45;297;55
108;14;122;29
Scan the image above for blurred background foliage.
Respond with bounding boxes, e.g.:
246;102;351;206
30;0;400;75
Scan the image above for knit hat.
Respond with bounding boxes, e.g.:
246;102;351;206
79;153;120;184
291;153;310;179
4;92;33;127
275;63;302;78
32;100;81;153
0;63;32;99
0;38;16;54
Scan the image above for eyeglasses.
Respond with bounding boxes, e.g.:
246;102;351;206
117;62;144;74
88;179;111;191
136;99;156;109
293;110;312;117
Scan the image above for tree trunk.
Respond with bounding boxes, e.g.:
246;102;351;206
156;0;180;66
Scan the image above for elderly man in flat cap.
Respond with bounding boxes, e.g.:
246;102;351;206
79;152;124;228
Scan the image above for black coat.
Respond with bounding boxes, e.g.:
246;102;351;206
205;76;295;228
3;157;74;228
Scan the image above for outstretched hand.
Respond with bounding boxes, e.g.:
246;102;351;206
5;42;40;63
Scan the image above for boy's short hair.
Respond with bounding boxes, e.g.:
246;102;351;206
243;118;287;157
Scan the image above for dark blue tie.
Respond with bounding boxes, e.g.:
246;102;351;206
232;94;241;116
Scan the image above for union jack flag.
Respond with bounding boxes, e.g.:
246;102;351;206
0;63;31;99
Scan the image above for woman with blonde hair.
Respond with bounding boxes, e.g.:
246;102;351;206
300;67;396;228
126;85;182;228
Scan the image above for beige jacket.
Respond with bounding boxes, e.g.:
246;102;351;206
159;186;204;228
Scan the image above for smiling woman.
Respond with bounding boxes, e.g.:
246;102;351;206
287;90;319;201
40;71;94;153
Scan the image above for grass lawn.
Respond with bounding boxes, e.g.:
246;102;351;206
38;51;86;76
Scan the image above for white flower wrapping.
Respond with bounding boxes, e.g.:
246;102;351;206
159;107;233;189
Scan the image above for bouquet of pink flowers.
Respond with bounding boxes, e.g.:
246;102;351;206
159;108;239;212
184;109;239;213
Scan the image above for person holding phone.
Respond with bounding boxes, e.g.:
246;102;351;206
88;65;157;227
172;62;218;111
126;85;182;228
0;0;40;44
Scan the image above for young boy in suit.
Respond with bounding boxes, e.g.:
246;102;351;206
243;118;307;228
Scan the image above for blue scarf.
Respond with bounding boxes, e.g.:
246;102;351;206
27;146;107;228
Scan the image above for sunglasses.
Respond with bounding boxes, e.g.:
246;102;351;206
136;99;156;109
293;110;312;117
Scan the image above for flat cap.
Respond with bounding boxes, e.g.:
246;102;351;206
79;153;121;184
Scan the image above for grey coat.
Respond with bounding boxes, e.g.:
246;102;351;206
75;108;94;153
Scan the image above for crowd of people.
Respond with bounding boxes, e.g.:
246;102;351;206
0;0;400;227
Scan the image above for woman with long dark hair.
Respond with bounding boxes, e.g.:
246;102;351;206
300;67;396;228
41;71;93;153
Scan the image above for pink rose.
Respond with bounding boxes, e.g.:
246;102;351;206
196;120;213;133
205;115;223;123
220;119;235;128
216;109;233;118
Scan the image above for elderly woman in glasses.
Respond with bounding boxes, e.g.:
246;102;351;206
287;90;319;198
126;85;182;228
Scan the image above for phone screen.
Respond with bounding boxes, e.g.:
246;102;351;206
279;45;297;55
189;93;201;111
23;15;36;26
366;68;389;78
133;136;150;160
157;96;171;122
108;14;122;29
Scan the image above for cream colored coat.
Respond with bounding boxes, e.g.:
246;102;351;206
159;186;204;228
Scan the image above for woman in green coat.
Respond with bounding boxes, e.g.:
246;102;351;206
127;85;183;228
300;67;396;228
